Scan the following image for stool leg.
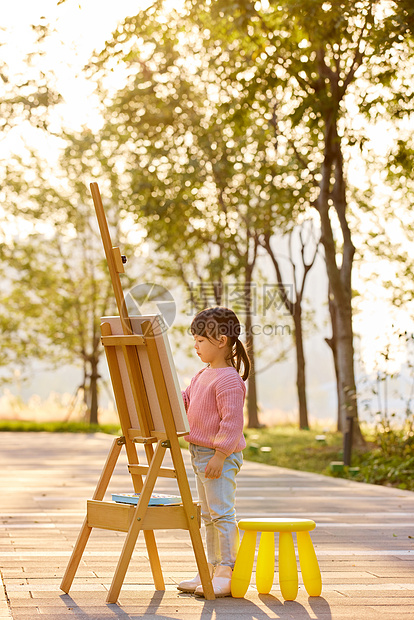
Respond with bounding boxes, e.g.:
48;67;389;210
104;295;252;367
297;531;322;596
231;530;257;598
256;531;275;594
278;531;298;601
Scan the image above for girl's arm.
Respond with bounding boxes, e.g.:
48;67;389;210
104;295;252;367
181;368;205;412
181;386;190;412
205;374;246;479
213;375;246;456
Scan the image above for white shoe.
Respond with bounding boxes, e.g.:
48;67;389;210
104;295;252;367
195;564;232;598
177;563;215;593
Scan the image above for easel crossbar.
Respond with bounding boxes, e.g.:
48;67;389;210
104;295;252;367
128;464;177;478
101;335;146;346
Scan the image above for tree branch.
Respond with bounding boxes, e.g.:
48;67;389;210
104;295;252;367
260;232;295;316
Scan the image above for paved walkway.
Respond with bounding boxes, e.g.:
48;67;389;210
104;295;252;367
0;432;413;619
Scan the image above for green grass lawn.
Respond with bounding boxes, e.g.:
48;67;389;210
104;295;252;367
244;425;344;473
1;419;412;491
243;425;414;491
0;419;121;435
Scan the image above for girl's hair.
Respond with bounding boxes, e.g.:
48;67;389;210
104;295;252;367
190;306;251;381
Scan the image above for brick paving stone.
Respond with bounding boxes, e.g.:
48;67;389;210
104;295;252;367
1;431;414;619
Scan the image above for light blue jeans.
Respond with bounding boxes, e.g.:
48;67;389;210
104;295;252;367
189;443;243;568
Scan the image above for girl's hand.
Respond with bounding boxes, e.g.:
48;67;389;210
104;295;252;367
205;451;226;479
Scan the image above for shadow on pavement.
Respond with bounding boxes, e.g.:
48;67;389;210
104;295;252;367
59;591;332;619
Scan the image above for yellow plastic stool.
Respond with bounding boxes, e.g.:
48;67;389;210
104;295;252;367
231;518;322;600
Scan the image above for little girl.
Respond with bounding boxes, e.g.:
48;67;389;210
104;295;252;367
177;306;250;597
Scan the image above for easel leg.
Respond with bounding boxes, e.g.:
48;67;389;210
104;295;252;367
106;442;166;604
61;437;123;593
60;516;92;594
141;444;164;591
144;531;164;590
107;529;164;603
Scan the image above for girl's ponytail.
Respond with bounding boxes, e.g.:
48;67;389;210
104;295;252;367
233;338;251;381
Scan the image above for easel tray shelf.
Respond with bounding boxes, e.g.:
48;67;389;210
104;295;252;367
87;500;201;533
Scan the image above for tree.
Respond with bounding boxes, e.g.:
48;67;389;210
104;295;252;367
261;221;319;429
0;22;61;139
185;0;414;450
0;21;61;379
89;6;296;427
0;134;137;424
79;0;414;439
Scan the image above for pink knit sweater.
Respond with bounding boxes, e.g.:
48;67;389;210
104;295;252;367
182;366;247;456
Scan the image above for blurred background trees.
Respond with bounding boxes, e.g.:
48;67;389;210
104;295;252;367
0;0;413;448
0;135;137;423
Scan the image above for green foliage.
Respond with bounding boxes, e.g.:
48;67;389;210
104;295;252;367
354;450;414;490
0;23;61;134
92;0;312;282
90;1;322;427
341;416;414;490
352;367;414;489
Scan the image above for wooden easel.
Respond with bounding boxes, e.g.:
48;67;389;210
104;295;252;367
60;182;214;603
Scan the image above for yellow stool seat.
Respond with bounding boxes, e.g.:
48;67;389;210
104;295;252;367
231;517;322;600
238;518;316;533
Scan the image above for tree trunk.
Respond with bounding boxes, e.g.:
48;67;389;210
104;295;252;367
261;232;314;430
325;285;342;431
245;294;260;427
246;335;260;426
244;269;260;428
293;310;309;429
316;104;365;450
319;232;365;446
335;302;364;447
88;357;100;425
